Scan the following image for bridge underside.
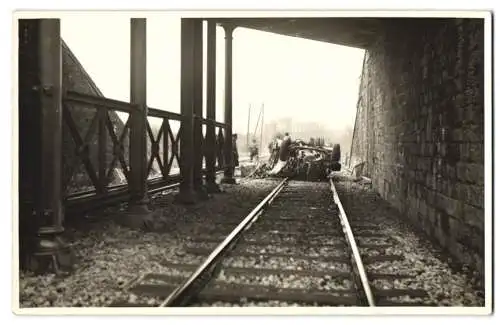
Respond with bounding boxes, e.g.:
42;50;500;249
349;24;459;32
213;18;383;48
18;16;486;279
224;17;487;279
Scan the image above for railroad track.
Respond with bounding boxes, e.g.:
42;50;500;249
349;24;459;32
66;156;268;217
110;178;432;307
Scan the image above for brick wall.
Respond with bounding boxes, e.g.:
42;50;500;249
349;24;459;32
350;19;485;277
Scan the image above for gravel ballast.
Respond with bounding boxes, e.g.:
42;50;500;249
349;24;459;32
20;172;486;308
18;178;281;308
334;176;485;307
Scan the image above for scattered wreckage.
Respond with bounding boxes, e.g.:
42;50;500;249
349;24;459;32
249;137;341;181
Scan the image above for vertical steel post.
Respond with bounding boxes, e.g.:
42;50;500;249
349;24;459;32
220;24;236;184
19;19;38;272
192;19;208;199
175;18;197;204
126;18;153;226
20;19;74;273
205;19;221;193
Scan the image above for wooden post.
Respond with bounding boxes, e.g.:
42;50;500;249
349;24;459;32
260;103;265;158
175;18;197;204
220;24;236;184
126;18;153;226
246;104;251;148
19;19;74;273
205;19;221;193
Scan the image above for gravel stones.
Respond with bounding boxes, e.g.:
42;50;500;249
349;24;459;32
19;179;281;308
215;272;352;291
223;256;351;273
335;178;485;306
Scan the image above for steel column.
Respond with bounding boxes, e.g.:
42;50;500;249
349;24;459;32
192;19;209;200
19;19;74;273
175;18;197;204
204;20;221;193
126;18;153;226
19;19;39;272
220;24;236;184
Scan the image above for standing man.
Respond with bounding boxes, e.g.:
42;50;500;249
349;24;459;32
232;134;239;176
249;138;259;162
269;132;292;175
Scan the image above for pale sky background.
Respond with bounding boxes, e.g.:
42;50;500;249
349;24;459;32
61;16;365;134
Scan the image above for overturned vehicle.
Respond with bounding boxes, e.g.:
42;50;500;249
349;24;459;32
251;137;341;181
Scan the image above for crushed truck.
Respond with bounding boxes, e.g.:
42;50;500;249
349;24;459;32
252;137;341;181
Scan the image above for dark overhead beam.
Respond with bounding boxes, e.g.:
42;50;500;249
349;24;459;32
213;17;383;49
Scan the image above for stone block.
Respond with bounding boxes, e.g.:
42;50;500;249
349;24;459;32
453;182;484;208
455;125;483;142
437;212;451;235
456;162;484;184
418;157;432;171
451;128;464;141
436;178;453;197
449;143;462;163
460;143;484;163
427;206;438;226
415;183;424;199
425;173;437;190
445;163;457;180
416;170;426;183
435;192;462;219
447;214;461;238
457;224;484;255
422;186;434;206
418;199;428;217
462;203;484;231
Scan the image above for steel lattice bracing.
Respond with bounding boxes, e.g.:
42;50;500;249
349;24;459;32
18;18;232;273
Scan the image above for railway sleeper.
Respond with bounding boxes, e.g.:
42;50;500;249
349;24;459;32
362;255;405;263
138;262;415;284
185;238;348;248
130;282;359;306
143;266;354;280
119;278;427;307
253;221;342;230
108;302;155;307
184;247;352;263
184;241;395;257
255;230;347;237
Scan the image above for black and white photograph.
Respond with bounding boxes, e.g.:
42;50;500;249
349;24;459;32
12;9;492;315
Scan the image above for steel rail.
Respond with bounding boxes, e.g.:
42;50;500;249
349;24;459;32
158;177;289;307
329;178;376;307
65;155;263;212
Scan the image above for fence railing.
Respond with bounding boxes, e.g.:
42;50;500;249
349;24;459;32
61;90;229;209
199;117;228;171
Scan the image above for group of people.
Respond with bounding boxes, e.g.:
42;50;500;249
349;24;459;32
267;133;291;164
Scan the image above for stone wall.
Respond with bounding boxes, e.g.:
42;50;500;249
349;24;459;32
350;19;485;277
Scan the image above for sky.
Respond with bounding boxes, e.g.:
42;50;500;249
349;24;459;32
61;16;365;134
